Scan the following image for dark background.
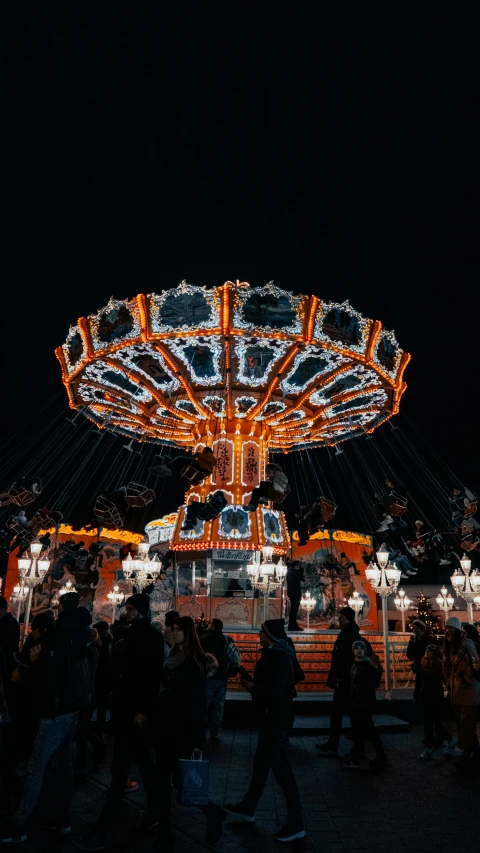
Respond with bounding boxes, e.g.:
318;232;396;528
2;5;479;541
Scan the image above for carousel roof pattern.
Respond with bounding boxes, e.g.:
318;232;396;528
56;280;410;450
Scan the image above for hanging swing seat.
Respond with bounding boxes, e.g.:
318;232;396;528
196;491;228;521
386;493;407;517
9;487;36;507
463;502;477;519
125;482;155;508
180;464;204;484
94;496;125;530
266;485;291;504
318;497;337;523
461;534;479;552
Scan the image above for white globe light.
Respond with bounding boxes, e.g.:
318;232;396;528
376;547;389;569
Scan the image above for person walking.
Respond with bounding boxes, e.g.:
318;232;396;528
225;619;305;843
418;644;456;760
0;592;92;844
442;615;480;771
341;640;386;770
407;619;435;704
286;562;304;631
156;616;224;851
200;618;240;739
316;606;373;755
75;594;164;850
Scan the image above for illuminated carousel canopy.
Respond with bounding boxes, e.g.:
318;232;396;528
56;280;410;451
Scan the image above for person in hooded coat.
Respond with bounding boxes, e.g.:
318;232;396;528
316;606;373;755
225;619;306;845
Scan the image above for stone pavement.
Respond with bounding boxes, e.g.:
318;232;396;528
4;723;480;853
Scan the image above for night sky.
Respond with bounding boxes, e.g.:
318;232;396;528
2;6;479;540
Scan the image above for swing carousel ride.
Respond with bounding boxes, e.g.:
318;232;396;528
55;280;409;562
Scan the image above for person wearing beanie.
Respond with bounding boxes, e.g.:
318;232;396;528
316;606;373;755
341;640;386;770
79;591;164;848
225;619;306;843
443;616;480;771
407;618;437;705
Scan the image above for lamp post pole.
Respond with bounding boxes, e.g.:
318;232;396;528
366;547;402;700
107;585;124;624
347;590;364;624
451;554;480;624
436;586;455;626
246;548;287;627
17;542;51;646
300;591;316;630
394;588;412;633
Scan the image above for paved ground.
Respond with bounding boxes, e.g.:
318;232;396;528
3;721;480;853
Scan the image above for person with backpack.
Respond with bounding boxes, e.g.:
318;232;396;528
200;619;240;739
341;640;387;770
442;616;480;770
0;592;93;844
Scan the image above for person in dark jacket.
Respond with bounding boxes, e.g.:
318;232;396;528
286;562;304;631
10;610;55;764
79;593;164;850
0;595;20;680
74;608;99;783
418;644;455;760
341;640;386;769
156;616;224;851
200;618;240;739
316;606;373;755
406;619;435;703
90;621;112;745
225;619;306;844
0;592;92;844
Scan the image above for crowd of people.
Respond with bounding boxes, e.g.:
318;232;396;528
315;605;480;774
0;594;307;850
2;561;480;850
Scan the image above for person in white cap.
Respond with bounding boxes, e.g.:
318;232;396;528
442;616;480;770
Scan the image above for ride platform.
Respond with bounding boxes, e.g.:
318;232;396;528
226;629;411;693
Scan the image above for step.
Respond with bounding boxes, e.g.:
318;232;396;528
292;713;409;734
